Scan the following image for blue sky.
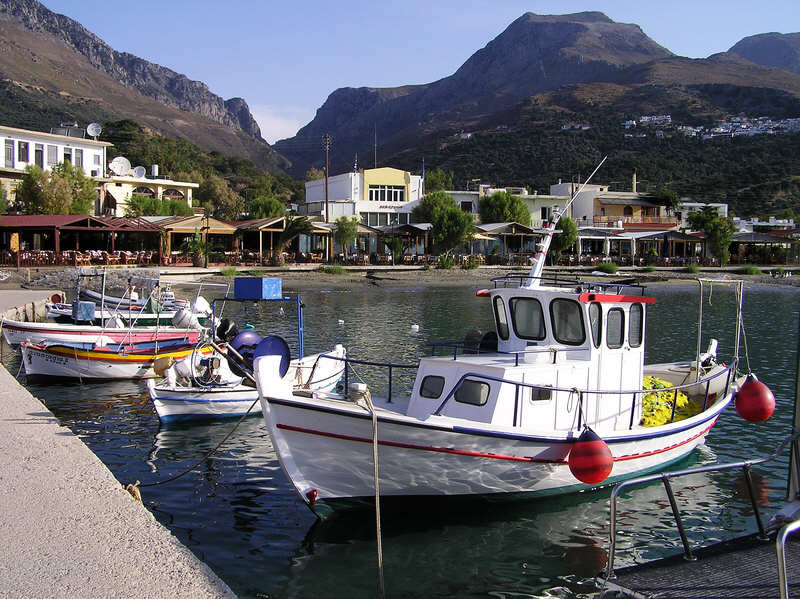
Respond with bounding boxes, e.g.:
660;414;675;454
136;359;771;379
40;0;800;143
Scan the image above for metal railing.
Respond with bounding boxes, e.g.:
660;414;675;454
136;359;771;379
777;518;800;599
321;354;417;404
604;429;800;582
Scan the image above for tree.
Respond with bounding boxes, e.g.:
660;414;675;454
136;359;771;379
305;168;324;181
16;166;48;214
51;163;97;215
334;216;359;261
549;216;578;264
247;195;285;219
125;194;192;217
646;186;681;214
273;216;312;265
431;203;476;257
688;206;735;266
478;191;531;226
411;190;455;223
196;174;244;220
422;168;453;193
0;181;7;214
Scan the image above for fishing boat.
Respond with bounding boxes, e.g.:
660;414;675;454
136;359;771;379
44;298;210;327
1;317;203;346
20;338;213;382
252;163;774;517
146;340;346;422
78;283;188;311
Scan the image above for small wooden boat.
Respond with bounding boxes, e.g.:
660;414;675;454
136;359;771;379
20;339;213;382
147;343;346;421
1;317;202;346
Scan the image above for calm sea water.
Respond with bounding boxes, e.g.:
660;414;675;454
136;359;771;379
5;281;799;598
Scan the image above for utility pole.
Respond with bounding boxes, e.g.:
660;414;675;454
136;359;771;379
323;133;331;261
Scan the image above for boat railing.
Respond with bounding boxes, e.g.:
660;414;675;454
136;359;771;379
603;428;800;583
490;274;648;296
431;360;737;427
314;353;417;403
777;517;800;599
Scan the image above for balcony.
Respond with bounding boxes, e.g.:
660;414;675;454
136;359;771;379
594;215;678;228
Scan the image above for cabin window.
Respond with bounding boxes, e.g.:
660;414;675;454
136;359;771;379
550;299;586;345
589;302;602;348
510;297;546;340
629;303;643;348
419;375;445;399
607;308;625;349
455;379;490;406
493;296;509;340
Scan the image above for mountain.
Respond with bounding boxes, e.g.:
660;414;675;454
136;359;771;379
0;0;288;172
276;12;800;178
729;32;800;75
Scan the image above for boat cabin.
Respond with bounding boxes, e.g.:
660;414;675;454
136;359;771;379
406;279;656;436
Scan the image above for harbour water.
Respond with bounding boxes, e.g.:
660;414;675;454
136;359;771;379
4;281;798;598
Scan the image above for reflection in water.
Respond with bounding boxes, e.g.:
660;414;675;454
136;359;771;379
2;284;798;598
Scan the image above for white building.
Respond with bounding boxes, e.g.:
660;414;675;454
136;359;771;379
100;166;199;217
677;202;729;230
0;124;112;203
302;167;423;226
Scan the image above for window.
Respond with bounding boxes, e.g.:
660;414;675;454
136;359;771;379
550;299;586;345
541;207;549;221
419;375;445;399
63;148;72;164
629;303;643;348
46;145;57;166
378;212;388;226
461;201;473;212
510;297;546;340
93;153;101;166
368;185;405;202
132;186;155;197
17;142;29;163
589;302;602;348
398;213;409;225
35;144;44;168
74;148;83;168
493;296;509;340
607;308;624;349
4;140;13;168
455;379;490;406
368;213;378;227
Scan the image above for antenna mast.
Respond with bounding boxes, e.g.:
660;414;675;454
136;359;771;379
526;156;608;288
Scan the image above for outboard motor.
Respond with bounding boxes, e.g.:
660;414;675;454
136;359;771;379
216;318;239;343
172;308;201;329
192;296;212;316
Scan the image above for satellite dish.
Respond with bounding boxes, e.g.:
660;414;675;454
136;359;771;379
132;166;146;178
109;156;131;176
86;122;102;137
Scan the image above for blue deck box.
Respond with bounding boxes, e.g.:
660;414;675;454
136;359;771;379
233;277;283;300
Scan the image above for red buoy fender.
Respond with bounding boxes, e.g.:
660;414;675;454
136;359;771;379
568;427;613;484
735;375;775;423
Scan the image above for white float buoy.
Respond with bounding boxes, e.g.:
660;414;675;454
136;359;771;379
338;319;345;325
410;324;420;332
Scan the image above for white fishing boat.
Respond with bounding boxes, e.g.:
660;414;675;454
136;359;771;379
146;341;346;422
1;317;203;346
20;338;213;382
78;283;188;311
252;163;775;517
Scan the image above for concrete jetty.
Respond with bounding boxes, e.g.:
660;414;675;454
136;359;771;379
0;290;236;598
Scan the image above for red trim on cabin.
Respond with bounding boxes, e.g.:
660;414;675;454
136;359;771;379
578;293;657;304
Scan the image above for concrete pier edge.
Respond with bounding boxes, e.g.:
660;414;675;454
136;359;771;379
0;290;236;598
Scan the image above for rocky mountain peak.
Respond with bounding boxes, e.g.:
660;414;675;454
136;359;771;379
0;0;265;141
729;32;800;75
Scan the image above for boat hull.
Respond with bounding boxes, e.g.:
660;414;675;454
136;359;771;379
148;347;346;421
20;341;212;381
259;389;729;515
1;318;201;346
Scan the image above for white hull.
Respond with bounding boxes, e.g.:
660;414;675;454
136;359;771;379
1;318;201;346
148;346;346;421
259;387;729;512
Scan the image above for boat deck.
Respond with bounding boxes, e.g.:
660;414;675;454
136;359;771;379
599;532;800;598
